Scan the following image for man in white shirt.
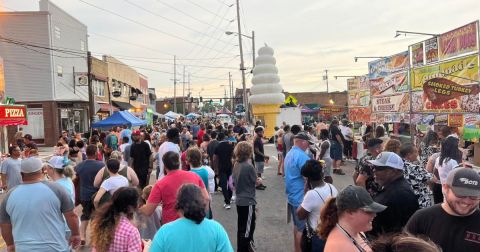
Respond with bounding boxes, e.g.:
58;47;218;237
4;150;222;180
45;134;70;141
157;128;181;180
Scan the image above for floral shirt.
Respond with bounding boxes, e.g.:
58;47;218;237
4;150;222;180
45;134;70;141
419;142;437;170
355;153;380;197
403;160;433;209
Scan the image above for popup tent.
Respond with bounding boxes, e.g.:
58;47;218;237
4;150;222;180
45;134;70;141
165;111;181;120
92;111;146;128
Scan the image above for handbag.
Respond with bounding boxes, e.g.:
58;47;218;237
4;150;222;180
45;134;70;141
301;184;332;252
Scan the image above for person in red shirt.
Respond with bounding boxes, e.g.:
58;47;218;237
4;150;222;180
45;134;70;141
139;151;207;224
197;124;206;147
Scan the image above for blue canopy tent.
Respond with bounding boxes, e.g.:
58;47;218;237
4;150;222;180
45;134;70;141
92;111;146;128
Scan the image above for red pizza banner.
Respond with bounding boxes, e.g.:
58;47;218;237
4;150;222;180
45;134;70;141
0;105;28;126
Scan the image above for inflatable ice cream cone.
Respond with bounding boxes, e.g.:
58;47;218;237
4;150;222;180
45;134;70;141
249;44;285;138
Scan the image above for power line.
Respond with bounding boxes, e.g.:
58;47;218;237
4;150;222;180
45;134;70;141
78;0;235;56
122;0;233;47
185;0;232;22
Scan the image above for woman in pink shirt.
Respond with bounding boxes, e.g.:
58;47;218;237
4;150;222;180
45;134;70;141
91;187;143;252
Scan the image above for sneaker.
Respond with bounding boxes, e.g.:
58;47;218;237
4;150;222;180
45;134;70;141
231;196;236;204
334;169;346;175
256;184;266;190
223;204;231;209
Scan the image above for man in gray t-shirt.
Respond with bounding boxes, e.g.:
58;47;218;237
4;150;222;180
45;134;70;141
1;146;22;191
0;157;81;251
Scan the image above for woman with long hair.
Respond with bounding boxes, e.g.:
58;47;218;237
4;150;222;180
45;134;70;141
432;136;462;203
419;130;439;169
232;141;258;252
318;186;386;252
91;187;142;252
297;159;338;251
384;139;401;154
150;184;233;252
276;129;285;176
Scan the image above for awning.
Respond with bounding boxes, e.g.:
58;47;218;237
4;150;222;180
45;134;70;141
112;101;134;111
0;105;28;126
96;103;118;113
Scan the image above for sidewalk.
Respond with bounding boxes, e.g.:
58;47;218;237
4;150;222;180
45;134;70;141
37;146;54;161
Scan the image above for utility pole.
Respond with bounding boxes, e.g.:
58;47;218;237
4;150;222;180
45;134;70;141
252;30;256;69
324;69;329;93
173;55;177;113
182;65;186;115
235;0;248;122
188;73;191;112
87;51;95;134
228;72;233;113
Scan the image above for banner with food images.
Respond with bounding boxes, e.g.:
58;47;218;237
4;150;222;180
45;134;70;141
410;54;479;91
348;90;370;107
425;37;439;64
372;93;410;113
348;107;371;122
439;21;479;60
411;42;424;67
411;90;479;113
369;71;408;96
368;51;409;80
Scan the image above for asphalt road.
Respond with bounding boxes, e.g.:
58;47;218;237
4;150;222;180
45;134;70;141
211;144;357;252
0;145;357;252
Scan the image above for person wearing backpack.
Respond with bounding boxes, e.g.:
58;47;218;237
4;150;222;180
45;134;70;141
93;159;128;209
297;160;338;252
105;128;119;151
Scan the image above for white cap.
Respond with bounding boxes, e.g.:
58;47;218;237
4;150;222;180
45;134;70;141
368;152;404;170
47;156;65;169
21;157;44;173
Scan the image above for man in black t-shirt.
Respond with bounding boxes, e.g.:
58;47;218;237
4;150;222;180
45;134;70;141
214;131;234;209
328;119;345;175
130;130;152;189
406;168;480;252
253;127;267;190
367;151;419;237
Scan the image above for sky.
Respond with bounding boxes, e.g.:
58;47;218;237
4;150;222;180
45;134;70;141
1;0;479;99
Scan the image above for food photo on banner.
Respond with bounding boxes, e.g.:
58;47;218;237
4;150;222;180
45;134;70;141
348;107;371;122
410;54;480;113
425;37;439;64
411;42;424;67
368;51;409;79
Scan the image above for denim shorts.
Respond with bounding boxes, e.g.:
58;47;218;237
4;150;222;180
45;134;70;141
288;203;306;231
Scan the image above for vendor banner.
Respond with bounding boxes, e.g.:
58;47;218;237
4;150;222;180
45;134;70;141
411;54;479;90
464;114;480;126
368;51;409;79
348;107;371;122
411;42;424;67
448;114;464;127
439;21;479;60
347;78;359;91
435;114;449;125
359;75;369;90
372;93;410;113
425;37;439;64
423;78;480;104
369;71;408;96
348;90;370;107
411;90;479;113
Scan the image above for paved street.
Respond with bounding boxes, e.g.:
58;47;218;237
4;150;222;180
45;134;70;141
0;144;356;252
211;144;356;252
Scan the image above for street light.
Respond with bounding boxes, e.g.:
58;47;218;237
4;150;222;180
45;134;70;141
395;30;438;38
354;56;386;62
334;75;361;80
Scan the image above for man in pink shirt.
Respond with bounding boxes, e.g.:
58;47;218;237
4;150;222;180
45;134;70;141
140;151;207;224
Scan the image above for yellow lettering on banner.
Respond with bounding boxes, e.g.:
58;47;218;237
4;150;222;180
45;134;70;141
411;54;479;90
4;109;25;118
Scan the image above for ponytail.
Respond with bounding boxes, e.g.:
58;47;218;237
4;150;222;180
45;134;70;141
318;197;339;239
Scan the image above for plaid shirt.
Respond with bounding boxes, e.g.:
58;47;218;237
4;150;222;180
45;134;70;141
94;216;142;252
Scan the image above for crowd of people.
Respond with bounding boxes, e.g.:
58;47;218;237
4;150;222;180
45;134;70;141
0;116;478;252
279;119;479;252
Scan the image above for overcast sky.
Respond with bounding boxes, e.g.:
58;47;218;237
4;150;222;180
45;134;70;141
2;0;479;98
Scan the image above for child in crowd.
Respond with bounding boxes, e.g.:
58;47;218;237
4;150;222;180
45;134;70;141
138;185;162;240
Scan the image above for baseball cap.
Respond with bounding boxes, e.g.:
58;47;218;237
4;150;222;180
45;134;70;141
368;151;404;170
294;132;314;144
132;130;141;135
21;157;43;173
337;185;387;213
24;134;33;140
446;168;480;197
47;156;65;169
255;126;264;133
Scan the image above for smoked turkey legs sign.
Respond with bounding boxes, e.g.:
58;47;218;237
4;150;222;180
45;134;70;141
423;77;480;105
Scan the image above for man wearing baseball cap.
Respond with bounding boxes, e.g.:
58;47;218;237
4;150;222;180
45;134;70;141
406;168;480;252
0;157;81;251
367;151;419;237
284;131;313;252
